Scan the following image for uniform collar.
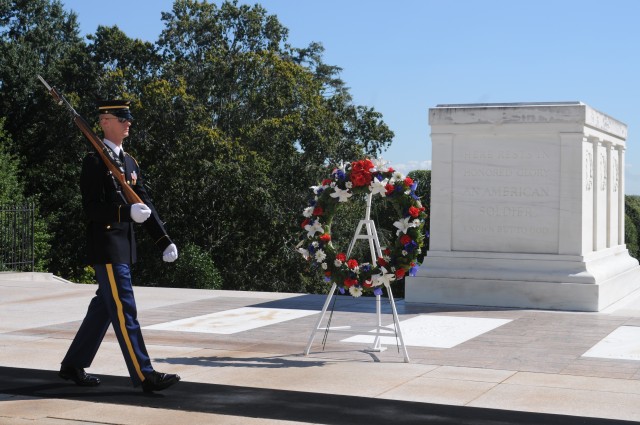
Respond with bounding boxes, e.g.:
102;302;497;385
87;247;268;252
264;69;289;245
103;139;123;157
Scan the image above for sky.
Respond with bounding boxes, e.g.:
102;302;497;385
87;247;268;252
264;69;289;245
60;0;640;193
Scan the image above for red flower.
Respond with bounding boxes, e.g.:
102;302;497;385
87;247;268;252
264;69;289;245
388;167;395;173
377;256;388;267
395;268;406;279
362;280;373;288
313;206;323;216
319;233;331;243
408;206;423;218
322;179;333;186
347;259;359;269
385;183;395;195
400;235;412;245
336;253;347;262
383;248;391;256
404;177;414;187
350;159;374;187
301;218;310;229
344;278;358;287
324;271;332;277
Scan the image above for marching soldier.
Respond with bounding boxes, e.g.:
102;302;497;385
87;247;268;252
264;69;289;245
59;100;181;393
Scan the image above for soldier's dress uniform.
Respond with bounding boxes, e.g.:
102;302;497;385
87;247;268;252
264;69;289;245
60;101;176;389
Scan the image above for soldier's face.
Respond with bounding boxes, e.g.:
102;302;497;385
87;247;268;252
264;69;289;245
100;115;132;140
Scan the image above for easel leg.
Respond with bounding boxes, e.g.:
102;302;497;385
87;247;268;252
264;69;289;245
386;283;410;363
365;294;387;352
304;282;337;355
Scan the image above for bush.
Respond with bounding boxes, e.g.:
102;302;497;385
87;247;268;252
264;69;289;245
626;195;640;260
134;241;223;290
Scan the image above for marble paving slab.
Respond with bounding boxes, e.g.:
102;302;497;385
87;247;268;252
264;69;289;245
143;307;319;334
341;315;512;348
582;325;640;361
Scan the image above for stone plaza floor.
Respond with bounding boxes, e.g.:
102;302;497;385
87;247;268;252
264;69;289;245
3;272;640;424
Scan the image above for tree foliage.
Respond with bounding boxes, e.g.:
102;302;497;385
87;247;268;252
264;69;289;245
0;0;395;292
0;118;51;271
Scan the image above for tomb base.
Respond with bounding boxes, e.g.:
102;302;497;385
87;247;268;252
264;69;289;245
406;246;640;311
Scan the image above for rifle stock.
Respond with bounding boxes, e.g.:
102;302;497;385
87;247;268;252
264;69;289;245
37;75;143;205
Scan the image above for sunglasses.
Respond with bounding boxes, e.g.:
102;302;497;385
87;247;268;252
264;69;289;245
103;117;131;124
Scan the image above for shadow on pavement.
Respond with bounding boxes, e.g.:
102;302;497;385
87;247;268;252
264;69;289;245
0;366;636;425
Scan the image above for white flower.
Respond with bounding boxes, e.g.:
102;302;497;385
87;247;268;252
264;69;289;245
345;181;353;189
302;206;314;218
297;247;309;260
315;249;327;263
371;267;395;287
312;241;319;248
402;250;408;256
369;177;389;197
334;259;343;267
330;187;352;202
392;171;404;181
371;157;389;172
305;221;324;238
393;217;413;235
321;262;328;270
349;286;363;297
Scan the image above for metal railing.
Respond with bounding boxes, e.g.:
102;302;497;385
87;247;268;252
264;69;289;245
0;202;34;272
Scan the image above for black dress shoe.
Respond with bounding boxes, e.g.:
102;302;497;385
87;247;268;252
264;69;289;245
58;365;100;387
141;370;181;393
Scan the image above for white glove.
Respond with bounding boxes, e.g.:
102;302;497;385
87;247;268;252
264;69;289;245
163;243;178;263
130;203;151;223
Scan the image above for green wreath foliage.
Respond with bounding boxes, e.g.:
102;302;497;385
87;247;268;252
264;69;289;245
298;159;428;297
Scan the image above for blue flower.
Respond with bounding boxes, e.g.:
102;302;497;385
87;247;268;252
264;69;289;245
409;181;420;200
332;169;346;181
404;241;418;252
409;265;419;277
373;287;383;296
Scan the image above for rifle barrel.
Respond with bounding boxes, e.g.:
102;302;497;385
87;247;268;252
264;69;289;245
37;75;144;205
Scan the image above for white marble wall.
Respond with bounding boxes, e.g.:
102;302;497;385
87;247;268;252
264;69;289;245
406;102;640;311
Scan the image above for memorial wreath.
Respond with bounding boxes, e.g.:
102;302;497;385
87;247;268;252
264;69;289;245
297;158;428;297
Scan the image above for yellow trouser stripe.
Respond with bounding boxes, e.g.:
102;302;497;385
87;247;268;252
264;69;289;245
106;264;145;381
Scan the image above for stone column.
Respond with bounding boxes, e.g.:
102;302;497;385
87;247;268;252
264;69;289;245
406;102;640;311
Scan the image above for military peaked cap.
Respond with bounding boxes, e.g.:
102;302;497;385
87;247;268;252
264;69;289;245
96;100;134;121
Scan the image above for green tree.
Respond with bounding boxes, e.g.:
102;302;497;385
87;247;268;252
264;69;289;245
625;195;640;260
0;0;92;279
0;118;51;271
0;0;394;293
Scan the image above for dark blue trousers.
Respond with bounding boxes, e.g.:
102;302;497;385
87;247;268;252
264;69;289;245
61;264;153;386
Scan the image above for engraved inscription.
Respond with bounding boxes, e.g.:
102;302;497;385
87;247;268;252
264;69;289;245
479;206;535;217
464;186;549;197
453;140;558;253
463;224;550;234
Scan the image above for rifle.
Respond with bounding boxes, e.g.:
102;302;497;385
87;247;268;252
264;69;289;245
36;75;144;205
